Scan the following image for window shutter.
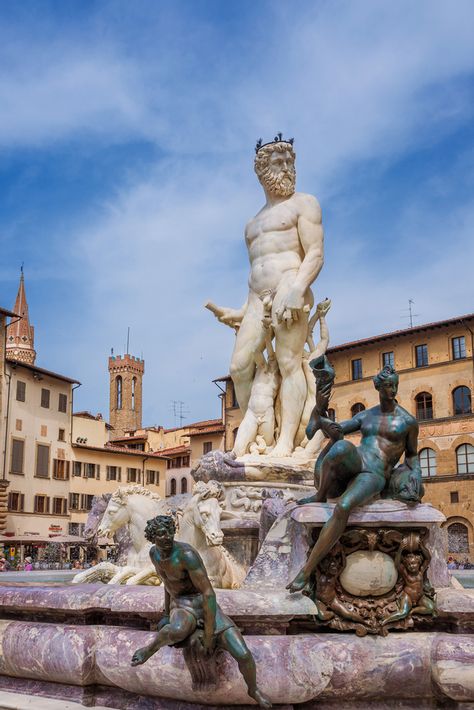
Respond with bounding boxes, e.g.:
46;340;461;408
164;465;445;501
16;381;26;402
41;389;50;408
11;440;24;474
20;494;24;512
36;445;49;477
96;465;100;480
46;497;50;514
118;467;122;482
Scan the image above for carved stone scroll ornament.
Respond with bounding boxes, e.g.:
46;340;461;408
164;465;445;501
305;528;437;636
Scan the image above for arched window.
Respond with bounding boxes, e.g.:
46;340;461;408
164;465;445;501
116;376;122;410
181;477;188;494
351;403;365;417
170;478;177;496
327;408;336;422
415;392;433;421
456;444;474;474
453;386;472;415
419;448;437;477
447;522;469;553
131;377;136;411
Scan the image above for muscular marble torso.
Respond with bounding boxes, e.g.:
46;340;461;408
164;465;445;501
245;192;318;297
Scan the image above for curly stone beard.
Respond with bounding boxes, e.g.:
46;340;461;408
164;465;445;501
257;164;296;197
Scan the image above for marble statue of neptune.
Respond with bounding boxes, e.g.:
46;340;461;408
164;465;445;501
208;136;324;457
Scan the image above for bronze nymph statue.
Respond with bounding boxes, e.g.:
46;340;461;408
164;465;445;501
288;362;424;594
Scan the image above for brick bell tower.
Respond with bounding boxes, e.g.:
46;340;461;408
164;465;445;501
108;352;144;439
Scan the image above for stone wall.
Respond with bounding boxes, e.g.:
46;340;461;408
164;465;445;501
108;354;144;438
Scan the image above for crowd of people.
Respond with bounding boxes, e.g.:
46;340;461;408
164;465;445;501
0;555;99;572
447;556;473;570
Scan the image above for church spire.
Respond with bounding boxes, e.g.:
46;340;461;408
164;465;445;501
6;268;36;365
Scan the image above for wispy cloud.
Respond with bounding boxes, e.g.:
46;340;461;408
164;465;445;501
1;0;473;424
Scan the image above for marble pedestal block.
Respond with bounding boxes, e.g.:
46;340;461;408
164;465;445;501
244;500;449;590
0;584;472;707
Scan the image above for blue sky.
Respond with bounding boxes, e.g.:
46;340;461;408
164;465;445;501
1;0;474;427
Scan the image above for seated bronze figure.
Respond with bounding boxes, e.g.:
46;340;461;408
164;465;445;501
288;360;423;594
131;515;271;708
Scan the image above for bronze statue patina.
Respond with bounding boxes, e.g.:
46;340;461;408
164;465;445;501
288;363;424;594
381;531;436;626
131;515;271;708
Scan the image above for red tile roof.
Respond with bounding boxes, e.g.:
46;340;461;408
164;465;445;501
189;424;225;436
72;443;165;458
156;444;190;457
7;360;80;384
163;418;223;434
327;312;474;354
110;434;148;443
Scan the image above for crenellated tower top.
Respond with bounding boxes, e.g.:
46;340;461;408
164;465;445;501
108;352;145;438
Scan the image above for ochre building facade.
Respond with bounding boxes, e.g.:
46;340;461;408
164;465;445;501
216;313;474;561
326;313;474;562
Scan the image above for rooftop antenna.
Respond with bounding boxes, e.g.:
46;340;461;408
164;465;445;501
126;327;130;355
170;400;189;427
401;299;419;328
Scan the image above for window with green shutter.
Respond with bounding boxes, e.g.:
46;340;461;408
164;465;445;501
11;439;24;474
36;444;50;477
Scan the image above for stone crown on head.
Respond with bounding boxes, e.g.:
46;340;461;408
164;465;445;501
255;132;294;154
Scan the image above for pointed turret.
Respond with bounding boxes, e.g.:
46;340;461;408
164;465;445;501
6;269;36;365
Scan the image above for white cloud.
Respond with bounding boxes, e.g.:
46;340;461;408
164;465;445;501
2;0;474;424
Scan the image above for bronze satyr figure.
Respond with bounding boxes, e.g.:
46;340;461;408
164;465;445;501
131;515;271;708
288;363;424;594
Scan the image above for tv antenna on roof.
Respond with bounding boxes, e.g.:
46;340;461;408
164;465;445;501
401;299;419;329
170;400;189;427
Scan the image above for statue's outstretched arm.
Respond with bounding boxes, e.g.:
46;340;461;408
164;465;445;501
339;415;362;435
205;300;248;330
308;298;331;359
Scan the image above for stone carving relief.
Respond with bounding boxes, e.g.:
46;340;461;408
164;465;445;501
307;528;437;636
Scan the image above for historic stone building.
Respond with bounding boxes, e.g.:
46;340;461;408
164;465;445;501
326;312;474;562
108;353;144;438
0;305;20;534
214;375;242;452
6;270;36;365
216;313;474;560
0;274;166;555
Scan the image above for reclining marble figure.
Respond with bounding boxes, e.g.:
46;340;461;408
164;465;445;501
131;515;271;708
288;363;424;594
